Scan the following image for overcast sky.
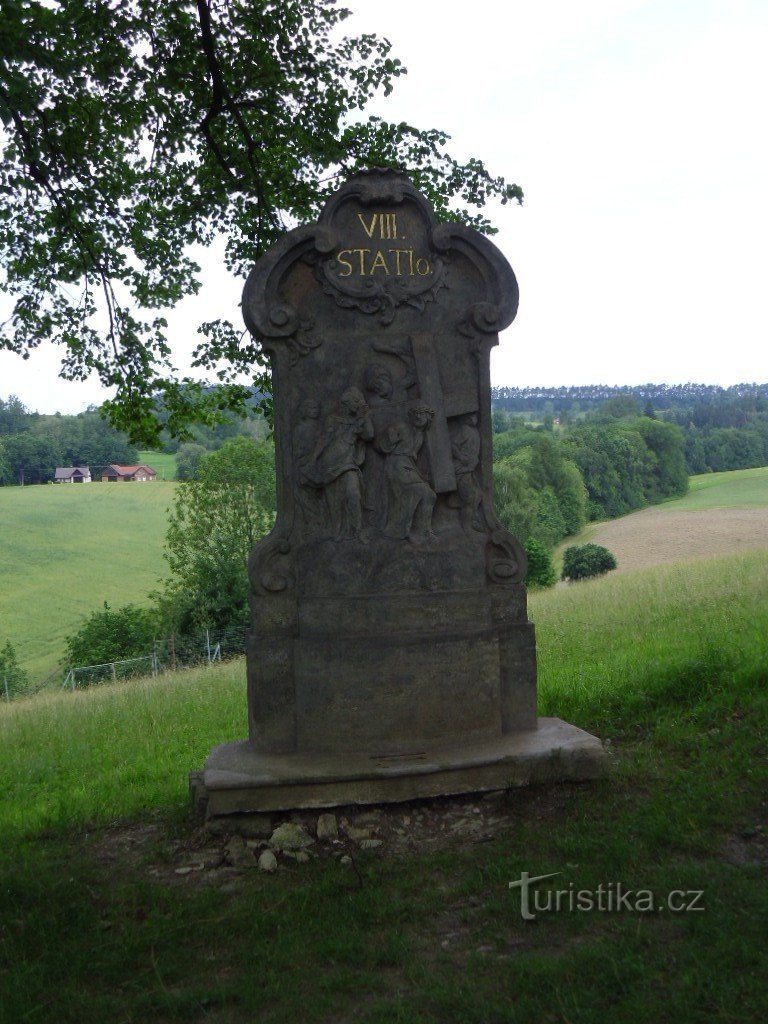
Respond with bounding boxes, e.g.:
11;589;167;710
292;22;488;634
1;0;766;413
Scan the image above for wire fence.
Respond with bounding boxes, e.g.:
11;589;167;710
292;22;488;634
0;624;248;701
59;624;248;692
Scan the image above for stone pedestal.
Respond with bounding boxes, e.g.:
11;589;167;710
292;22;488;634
193;170;605;823
196;719;605;816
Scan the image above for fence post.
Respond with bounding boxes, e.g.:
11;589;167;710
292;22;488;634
170;634;177;672
152;642;158;677
206;629;211;665
3;676;9;702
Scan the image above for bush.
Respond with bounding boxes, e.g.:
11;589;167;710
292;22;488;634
524;538;556;588
64;603;158;668
561;543;617;582
0;641;29;698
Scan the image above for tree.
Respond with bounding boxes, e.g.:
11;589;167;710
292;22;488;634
0;640;29;698
2;430;60;484
175;442;209;481
632;417;688;502
523;538;556;589
0;395;31;434
596;396;641;420
63;603;158;669
157;435;276;632
0;2;522;443
0;438;11;485
492;459;537;544
504;434;587;542
561;544;617;582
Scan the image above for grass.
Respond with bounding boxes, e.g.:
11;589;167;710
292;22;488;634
661;466;768;511
0;482;174;681
1;551;766;1022
139;449;178;481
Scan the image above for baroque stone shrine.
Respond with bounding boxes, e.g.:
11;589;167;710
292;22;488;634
195;170;605;820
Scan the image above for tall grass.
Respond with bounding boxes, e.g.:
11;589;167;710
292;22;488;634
2;552;767;1023
532;551;768;731
3;550;766;841
0;660;246;836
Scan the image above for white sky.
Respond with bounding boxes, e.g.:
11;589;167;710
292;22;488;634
1;0;766;414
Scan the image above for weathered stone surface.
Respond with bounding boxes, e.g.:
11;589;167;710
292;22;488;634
194;169;604;820
225;835;255;868
285;850;311;863
359;839;383;851
203;718;605;814
258;849;278;873
269;822;315;852
344;825;372;842
240;169;532;758
316;812;338;839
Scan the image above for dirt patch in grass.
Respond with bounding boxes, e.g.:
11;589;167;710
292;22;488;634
90;783;589;886
583;506;768;574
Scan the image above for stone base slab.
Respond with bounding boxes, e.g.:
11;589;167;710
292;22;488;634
192;718;606;818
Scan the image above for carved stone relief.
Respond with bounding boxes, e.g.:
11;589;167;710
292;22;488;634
299;387;374;543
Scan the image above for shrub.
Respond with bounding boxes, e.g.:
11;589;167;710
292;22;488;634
524;538;556;588
0;641;29;698
64;603;158;668
561;543;617;582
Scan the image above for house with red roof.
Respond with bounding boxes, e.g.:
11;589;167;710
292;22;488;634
101;464;157;483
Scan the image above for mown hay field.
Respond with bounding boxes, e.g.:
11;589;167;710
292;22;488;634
558;466;768;575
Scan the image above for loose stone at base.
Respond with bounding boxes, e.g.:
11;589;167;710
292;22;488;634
258;849;278;873
316;813;338;839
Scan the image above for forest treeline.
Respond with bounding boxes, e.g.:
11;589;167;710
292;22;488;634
491;382;768;412
0;394;268;484
492;384;768;479
0;396;138;484
491;411;689;559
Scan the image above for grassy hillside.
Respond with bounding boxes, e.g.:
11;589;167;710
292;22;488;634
554;466;768;575
661;465;768;510
1;551;766;1021
0;482;174;681
138;449;177;481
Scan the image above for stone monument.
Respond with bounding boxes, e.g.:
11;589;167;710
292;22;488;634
196;169;605;821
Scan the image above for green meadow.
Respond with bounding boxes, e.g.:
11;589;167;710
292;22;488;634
0;550;766;1021
0;482;174;681
138;449;178;481
661;465;768;510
